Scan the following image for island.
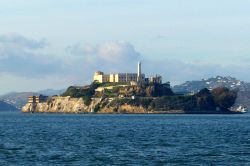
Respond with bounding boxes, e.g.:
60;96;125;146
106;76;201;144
22;62;239;114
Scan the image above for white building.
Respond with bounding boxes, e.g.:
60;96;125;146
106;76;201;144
93;61;161;84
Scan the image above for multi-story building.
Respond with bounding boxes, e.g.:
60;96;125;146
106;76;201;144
28;95;48;103
93;62;145;83
93;71;110;83
93;61;161;84
94;72;145;83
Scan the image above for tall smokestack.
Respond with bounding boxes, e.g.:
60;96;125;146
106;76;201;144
137;61;141;82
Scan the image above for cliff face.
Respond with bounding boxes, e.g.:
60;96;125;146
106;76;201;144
22;96;92;113
22;96;153;114
100;104;150;114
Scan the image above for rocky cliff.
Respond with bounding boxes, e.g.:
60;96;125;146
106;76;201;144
22;96;91;113
22;83;239;114
22;96;153;114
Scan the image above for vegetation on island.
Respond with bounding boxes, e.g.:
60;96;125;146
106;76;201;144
172;76;249;108
62;81;238;113
211;87;238;111
62;83;99;105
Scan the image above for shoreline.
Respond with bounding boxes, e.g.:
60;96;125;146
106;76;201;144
22;110;244;114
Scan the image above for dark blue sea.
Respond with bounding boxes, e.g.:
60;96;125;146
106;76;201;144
0;112;250;165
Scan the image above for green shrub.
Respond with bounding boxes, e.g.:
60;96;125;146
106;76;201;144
62;82;100;98
82;96;92;106
211;87;237;111
93;104;100;112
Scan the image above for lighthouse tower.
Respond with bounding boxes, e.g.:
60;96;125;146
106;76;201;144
137;61;142;82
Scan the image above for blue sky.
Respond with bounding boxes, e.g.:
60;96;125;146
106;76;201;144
0;0;250;94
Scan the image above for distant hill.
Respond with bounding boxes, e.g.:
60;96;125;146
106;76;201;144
0;92;39;109
0;100;19;111
0;89;65;109
173;76;243;92
172;76;250;108
38;89;65;96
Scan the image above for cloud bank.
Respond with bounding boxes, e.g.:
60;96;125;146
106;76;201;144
65;41;141;81
66;41;250;85
0;33;47;50
0;33;61;77
67;41;140;63
1;33;250;94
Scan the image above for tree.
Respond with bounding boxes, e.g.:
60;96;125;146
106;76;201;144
211;87;237;111
145;83;174;97
62;82;100;98
195;88;216;111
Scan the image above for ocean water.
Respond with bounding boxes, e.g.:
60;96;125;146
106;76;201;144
0;112;250;165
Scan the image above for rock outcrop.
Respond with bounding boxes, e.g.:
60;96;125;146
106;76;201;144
22;96;92;113
22;96;154;114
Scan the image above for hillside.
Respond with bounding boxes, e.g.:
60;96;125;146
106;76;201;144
172;76;250;108
173;76;243;92
0;89;65;109
0;92;39;109
0;100;19;111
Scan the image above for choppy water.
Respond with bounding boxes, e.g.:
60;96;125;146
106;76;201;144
0;112;250;165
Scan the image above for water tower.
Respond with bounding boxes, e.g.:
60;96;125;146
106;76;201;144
137;61;141;82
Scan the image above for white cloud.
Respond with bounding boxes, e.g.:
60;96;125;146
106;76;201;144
64;41;142;84
0;33;60;77
0;33;47;50
97;42;140;62
67;41;140;63
67;41;249;86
